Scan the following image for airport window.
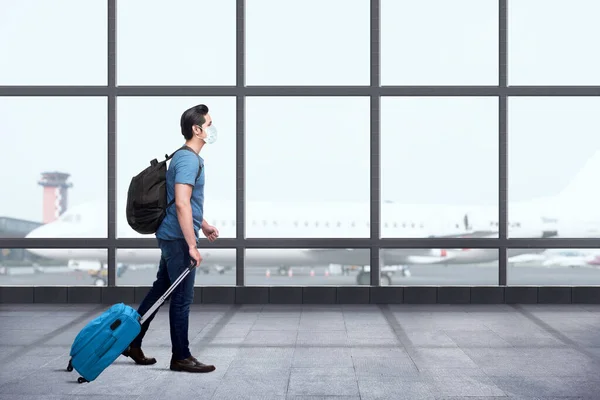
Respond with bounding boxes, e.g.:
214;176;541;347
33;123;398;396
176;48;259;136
508;248;600;286
0;248;108;286
245;248;370;287
116;0;235;85
0;97;107;239
246;97;370;238
2;1;597;291
245;0;370;85
116;249;236;286
379;249;499;286
0;1;107;85
115;97;237;239
381;97;499;239
381;0;498;85
508;97;600;239
508;0;600;85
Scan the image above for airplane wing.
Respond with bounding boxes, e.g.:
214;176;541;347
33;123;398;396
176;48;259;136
302;230;498;266
429;230;497;239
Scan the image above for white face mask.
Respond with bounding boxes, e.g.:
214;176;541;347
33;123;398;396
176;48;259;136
202;125;218;144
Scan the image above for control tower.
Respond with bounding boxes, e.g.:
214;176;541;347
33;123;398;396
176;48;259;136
38;172;73;224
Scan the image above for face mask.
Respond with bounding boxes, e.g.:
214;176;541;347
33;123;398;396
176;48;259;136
202;125;218;144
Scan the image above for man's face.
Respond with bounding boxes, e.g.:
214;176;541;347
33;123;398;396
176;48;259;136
192;113;212;140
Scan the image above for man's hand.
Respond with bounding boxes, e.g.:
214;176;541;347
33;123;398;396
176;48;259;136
202;224;219;242
189;247;202;267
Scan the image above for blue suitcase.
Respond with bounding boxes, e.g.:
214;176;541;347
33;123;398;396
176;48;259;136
65;262;195;383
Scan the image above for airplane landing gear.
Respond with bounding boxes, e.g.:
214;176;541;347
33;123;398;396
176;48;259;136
356;271;392;285
356;270;369;285
400;266;411;277
380;273;391;285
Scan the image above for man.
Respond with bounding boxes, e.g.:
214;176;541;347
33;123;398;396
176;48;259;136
122;104;219;373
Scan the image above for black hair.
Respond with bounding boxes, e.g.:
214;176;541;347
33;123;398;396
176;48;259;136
180;104;209;140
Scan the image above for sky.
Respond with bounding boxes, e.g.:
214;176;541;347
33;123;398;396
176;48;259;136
1;0;600;229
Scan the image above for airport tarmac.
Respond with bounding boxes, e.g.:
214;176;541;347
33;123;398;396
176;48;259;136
1;263;600;286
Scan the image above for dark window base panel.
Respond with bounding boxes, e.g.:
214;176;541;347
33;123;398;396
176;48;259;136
0;286;597;304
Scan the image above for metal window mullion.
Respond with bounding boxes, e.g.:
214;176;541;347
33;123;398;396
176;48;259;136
499;0;508;286
236;0;246;286
5;237;600;247
107;0;117;287
4;236;600;249
4;86;600;96
369;0;381;286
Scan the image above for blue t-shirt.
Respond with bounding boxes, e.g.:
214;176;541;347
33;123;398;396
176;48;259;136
156;148;205;241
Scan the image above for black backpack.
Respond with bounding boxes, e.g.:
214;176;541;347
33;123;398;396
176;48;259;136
126;145;202;234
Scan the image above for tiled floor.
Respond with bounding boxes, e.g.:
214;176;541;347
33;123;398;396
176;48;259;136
1;303;600;399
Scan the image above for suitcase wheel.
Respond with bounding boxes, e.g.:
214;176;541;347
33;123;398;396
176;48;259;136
77;377;88;384
66;359;73;372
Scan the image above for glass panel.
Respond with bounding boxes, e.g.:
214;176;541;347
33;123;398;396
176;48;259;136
380;248;499;285
0;248;107;286
509;248;600;285
117;0;236;85
0;97;107;238
0;0;107;85
508;97;600;239
116;248;235;286
117;97;236;238
381;97;498;238
508;0;600;85
381;0;498;85
246;97;370;238
245;0;370;85
245;248;369;286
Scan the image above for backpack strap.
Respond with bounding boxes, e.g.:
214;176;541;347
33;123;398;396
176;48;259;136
165;145;203;209
164;145;202;180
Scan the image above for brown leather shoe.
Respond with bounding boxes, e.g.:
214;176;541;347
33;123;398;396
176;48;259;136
170;356;216;373
122;346;156;365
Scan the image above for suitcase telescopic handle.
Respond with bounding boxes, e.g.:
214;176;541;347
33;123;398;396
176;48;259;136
139;259;197;325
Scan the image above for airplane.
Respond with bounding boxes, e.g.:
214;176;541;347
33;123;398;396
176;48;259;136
21;198;552;286
23;149;600;285
24;199;503;285
407;148;600;267
508;248;600;269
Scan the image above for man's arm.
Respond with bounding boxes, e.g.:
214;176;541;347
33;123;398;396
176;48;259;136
174;154;200;250
175;184;197;250
201;219;209;230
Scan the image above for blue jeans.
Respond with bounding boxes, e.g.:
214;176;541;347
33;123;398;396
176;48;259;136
130;238;196;360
